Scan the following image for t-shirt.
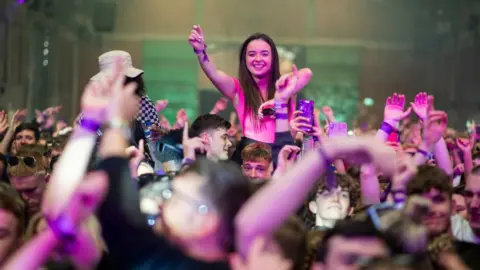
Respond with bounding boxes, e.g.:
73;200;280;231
232;78;294;144
451;214;480;244
97;157;230;270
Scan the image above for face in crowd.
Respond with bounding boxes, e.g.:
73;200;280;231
241;143;273;181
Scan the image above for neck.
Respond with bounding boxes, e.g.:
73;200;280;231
316;216;337;229
185;240;226;263
253;76;270;97
206;151;219;162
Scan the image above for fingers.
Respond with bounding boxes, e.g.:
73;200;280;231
139;139;145;154
183;121;189;142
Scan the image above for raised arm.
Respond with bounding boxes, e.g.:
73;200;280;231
235;136;396;256
189;25;236;99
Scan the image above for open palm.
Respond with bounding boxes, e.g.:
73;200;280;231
384;93;411;124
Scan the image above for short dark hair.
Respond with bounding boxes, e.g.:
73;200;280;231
406;165;452;197
181;158;250;252
241;143;272;163
316;220;389;262
189;114;231;138
14;123;40;141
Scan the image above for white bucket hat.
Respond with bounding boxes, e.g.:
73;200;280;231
90;50;143;81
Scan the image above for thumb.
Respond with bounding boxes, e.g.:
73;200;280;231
139;139;145;154
291;64;298;76
399;106;412;119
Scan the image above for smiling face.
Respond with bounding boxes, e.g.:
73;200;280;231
245;39;273;78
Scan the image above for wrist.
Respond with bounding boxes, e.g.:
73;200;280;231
383;120;399;130
78;118;101;134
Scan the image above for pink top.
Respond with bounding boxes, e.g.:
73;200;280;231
231;78;286;144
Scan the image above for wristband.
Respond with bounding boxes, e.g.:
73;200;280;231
416;149;429;158
274;113;289;120
390;189;407;204
194;44;209;62
379;121;397;135
45;214;77;242
274;102;288;110
79;118;101;134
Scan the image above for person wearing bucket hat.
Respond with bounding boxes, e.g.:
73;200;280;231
90;50;159;126
90;51;157;166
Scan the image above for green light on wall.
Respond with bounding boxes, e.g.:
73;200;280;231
363;97;374;107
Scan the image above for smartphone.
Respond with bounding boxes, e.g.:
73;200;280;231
328;122;348;138
298;100;315;133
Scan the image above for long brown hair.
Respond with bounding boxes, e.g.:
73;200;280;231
238;33;281;130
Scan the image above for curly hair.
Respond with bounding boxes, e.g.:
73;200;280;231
302;173;360;229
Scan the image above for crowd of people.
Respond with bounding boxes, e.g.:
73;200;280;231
0;25;478;270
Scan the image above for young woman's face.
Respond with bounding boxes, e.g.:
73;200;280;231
245;39;272;78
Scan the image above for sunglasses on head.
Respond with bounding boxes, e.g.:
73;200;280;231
8;156;37;167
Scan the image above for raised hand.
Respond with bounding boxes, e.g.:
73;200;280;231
11;109;28;129
410;92;429;121
456;137;473;153
188;25;206;51
274;64;299;102
126;139;145;178
321;106;336;122
182;122;207;160
211;97;228;114
422;96;447;147
175;109;188;128
276;145;301;175
392;153;418;189
155;100;169;113
289;110;312;135
81;58;122;122
159;115;172;131
383;93;412;126
0;111;8;134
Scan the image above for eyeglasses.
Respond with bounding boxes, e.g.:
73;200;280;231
8;156;37;167
160;182;209;214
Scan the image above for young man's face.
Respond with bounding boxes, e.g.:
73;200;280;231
10;174;46;215
161;172;219;247
309;186;351;228
452;193;467;219
0;209;20;264
241;159;272;180
313;236;388;270
205;128;232;161
464;173;480;234
418;188;452;237
13;130;36;150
